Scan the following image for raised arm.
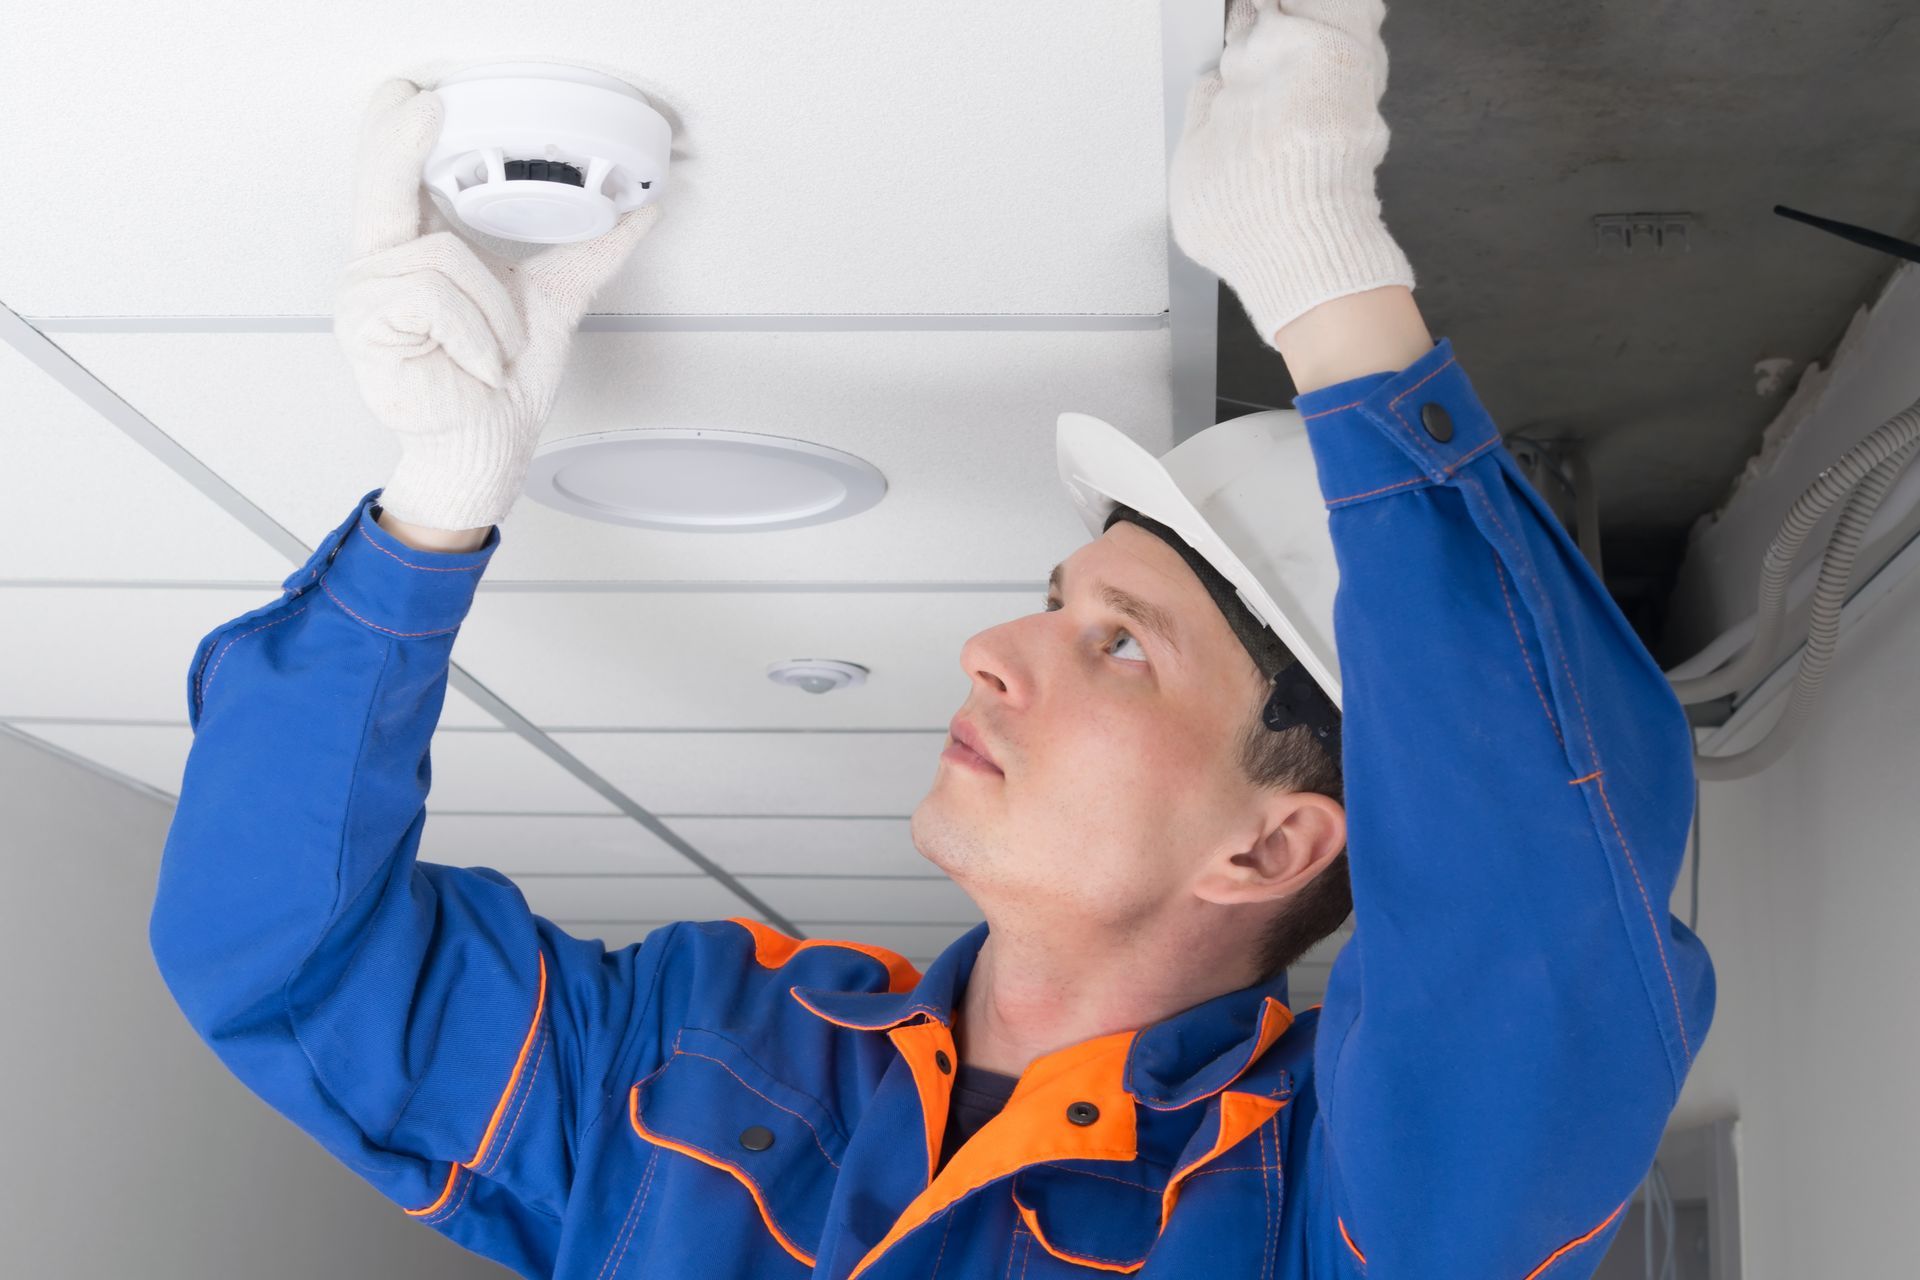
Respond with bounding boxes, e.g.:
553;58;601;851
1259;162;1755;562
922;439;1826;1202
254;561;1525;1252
1285;323;1714;1274
1169;4;1713;1273
150;77;671;1275
150;492;682;1275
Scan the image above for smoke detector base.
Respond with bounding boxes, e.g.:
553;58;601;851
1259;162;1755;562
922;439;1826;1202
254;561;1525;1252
421;61;670;245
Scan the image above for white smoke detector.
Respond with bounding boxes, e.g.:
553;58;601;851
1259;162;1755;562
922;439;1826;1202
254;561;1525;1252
522;428;891;531
421;60;670;245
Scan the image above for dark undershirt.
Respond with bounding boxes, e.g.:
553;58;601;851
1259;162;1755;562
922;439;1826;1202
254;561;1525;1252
936;1062;1021;1177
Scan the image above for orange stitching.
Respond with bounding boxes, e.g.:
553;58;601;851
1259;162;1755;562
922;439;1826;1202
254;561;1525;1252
405;1162;461;1218
1027;1164;1163;1193
355;517;488;571
595;1143;661;1280
674;1048;841;1168
459;950;548;1172
1016;1190;1152;1268
1183;1163;1269;1178
425;1159;478;1225
1471;489;1692;1064
1327;475;1425;504
1301;397;1370;421
1337;1214;1367;1265
628;1110;817;1265
1568;770;1602;786
1388;355;1458;408
1324;434;1500;506
1595;773;1693;1060
198;601;311;709
1261;1119;1276;1280
1383;359;1465;460
1446;434;1502;470
478;1020;549;1176
1521;1199;1626;1279
1298;355;1454;424
1297;355;1459;426
1492;550;1564;748
928;1200;958;1278
318;574;460;638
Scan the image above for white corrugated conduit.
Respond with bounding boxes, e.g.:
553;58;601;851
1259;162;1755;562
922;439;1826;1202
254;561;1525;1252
1665;397;1920;780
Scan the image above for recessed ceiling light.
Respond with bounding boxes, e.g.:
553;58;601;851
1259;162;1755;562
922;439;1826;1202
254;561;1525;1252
522;428;890;531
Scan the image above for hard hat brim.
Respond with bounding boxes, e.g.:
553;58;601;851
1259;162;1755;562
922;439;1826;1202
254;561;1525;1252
1055;410;1342;710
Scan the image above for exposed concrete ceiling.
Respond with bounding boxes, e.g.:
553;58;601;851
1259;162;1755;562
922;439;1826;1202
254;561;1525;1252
1214;0;1920;647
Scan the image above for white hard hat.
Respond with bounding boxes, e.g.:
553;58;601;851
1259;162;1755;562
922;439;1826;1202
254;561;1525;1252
1055;409;1342;712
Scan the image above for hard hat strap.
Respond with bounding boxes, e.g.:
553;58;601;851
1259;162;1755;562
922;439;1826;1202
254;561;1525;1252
1262;661;1341;757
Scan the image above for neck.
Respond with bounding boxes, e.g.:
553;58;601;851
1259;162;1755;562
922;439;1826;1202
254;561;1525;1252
953;915;1260;1079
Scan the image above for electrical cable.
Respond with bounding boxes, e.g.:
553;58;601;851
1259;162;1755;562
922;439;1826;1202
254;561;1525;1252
1669;404;1920;779
1688;429;1919;778
1669;404;1919;704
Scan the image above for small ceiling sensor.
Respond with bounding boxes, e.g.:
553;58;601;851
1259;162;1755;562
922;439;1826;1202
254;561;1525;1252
767;659;870;696
421;60;670;244
523;428;890;532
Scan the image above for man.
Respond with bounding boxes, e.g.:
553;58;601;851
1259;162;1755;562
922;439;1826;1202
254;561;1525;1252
150;2;1714;1277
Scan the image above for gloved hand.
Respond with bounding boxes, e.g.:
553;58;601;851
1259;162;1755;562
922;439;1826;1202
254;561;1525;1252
333;77;662;532
1169;0;1416;344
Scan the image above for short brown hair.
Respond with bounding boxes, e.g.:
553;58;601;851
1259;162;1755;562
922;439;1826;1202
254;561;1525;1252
1101;504;1350;985
1232;694;1349;982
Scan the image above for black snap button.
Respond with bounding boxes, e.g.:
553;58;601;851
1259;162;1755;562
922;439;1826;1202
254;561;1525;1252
1420;401;1454;443
1066;1101;1099;1126
934;1050;952;1074
739;1125;775;1152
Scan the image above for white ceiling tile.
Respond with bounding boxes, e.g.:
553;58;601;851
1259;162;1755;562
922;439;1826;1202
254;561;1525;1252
551;729;942;817
747;876;980;925
416;813;935;878
423;729;620;813
418;813;685;873
49;328;1171;581
453;590;1020;729
678;817;934;877
512;875;759;924
4;2;1167;316
0;586;495;726
0;339;293;582
8;719;615;809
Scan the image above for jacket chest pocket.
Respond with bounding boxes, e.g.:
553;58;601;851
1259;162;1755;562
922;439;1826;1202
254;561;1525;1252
627;1026;848;1270
1009;1090;1296;1276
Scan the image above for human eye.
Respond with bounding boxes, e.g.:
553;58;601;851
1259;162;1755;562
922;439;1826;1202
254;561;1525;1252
1042;596;1148;666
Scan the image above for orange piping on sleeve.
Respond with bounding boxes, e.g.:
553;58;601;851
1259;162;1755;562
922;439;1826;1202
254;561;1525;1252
405;949;548;1217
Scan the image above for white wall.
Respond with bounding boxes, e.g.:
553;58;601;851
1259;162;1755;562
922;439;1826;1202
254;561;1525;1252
0;728;506;1279
1666;551;1920;1276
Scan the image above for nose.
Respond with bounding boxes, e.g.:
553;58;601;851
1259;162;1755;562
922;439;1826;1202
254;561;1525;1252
958;619;1018;698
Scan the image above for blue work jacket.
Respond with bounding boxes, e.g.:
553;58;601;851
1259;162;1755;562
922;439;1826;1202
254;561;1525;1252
150;336;1715;1278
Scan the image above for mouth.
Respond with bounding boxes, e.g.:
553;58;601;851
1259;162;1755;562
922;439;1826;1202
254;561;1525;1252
946;717;1002;774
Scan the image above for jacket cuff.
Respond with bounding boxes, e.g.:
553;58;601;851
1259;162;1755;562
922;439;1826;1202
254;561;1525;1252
279;487;500;639
1291;336;1505;509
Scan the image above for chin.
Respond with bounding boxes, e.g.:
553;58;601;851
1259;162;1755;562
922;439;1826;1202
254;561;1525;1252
908;804;977;880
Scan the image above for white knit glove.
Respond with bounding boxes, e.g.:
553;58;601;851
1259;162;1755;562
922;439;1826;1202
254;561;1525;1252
1169;0;1416;344
333;77;662;531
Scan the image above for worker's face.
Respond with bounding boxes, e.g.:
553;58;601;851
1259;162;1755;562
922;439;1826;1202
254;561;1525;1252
911;522;1279;930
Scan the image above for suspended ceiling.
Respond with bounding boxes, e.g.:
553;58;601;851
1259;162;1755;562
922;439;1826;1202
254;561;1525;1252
6;0;1917;996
